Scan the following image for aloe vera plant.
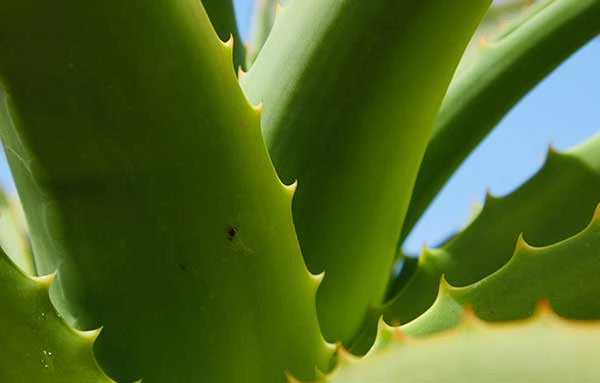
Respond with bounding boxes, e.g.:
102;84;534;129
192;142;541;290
0;0;599;381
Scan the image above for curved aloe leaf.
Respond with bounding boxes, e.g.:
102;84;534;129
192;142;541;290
319;305;600;382
0;251;115;383
401;0;600;241
247;0;279;66
403;203;600;336
383;134;600;329
0;1;331;382
202;0;247;70
242;0;491;346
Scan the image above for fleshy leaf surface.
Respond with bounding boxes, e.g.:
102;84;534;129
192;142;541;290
0;1;331;382
401;0;600;241
323;305;600;382
404;203;600;336
385;135;600;327
0;251;115;383
242;0;491;346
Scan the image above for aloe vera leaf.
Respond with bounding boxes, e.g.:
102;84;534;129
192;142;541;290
202;0;247;70
384;136;600;326
0;186;32;274
401;0;600;241
0;251;116;383
246;0;279;67
321;305;600;383
403;202;600;336
241;0;491;346
0;1;331;382
458;0;542;74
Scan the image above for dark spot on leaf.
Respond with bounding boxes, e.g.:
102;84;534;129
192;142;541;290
227;227;237;241
178;264;186;271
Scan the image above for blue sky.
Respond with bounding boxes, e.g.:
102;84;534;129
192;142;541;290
0;2;598;254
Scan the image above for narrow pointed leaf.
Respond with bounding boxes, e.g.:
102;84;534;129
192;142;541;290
242;0;491;346
404;203;600;336
385;135;600;327
401;0;600;241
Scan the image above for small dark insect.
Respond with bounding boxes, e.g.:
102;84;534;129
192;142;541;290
227;226;237;241
178;263;186;271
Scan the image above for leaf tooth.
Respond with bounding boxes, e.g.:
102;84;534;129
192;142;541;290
534;299;556;318
483;188;501;205
592;202;600;222
308;269;324;287
237;65;247;80
31;271;56;289
283;179;298;200
439;273;460;293
76;326;103;344
513;232;536;255
366;315;404;355
458;304;485;328
335;343;360;365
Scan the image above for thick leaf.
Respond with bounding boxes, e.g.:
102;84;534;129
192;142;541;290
0;251;115;383
321;305;600;382
202;0;247;70
0;1;331;382
384;135;600;328
404;203;600;336
247;0;279;66
401;0;600;241
242;0;491;346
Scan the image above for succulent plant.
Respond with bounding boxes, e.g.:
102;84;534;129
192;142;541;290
0;0;599;381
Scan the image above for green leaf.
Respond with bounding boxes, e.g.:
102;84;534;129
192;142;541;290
242;0;491;346
404;203;600;336
201;0;247;70
0;188;33;274
401;0;600;241
247;0;280;67
384;135;600;328
0;251;115;383
322;305;600;382
0;1;331;382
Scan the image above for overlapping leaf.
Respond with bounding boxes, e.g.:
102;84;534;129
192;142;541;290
0;1;331;382
320;305;600;382
401;0;600;240
0;251;116;383
242;0;491;346
385;135;600;328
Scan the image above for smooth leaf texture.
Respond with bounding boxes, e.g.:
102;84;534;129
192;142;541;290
384;135;600;328
247;0;279;66
404;203;600;336
323;306;600;382
401;0;600;241
0;251;115;383
242;0;491;346
0;1;331;382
